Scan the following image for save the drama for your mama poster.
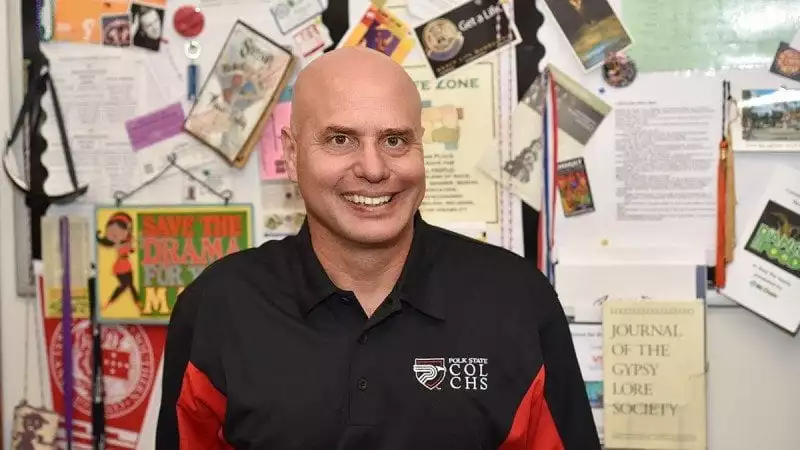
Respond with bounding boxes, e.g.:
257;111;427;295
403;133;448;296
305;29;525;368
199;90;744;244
95;205;252;324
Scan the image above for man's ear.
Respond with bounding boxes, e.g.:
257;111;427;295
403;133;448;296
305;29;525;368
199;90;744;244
280;126;298;182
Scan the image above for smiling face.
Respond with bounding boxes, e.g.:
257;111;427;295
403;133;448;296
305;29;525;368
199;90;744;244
282;47;426;247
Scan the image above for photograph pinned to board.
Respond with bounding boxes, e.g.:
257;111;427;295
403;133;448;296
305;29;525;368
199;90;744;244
130;2;166;51
270;0;325;35
100;13;132;47
721;165;800;334
733;88;800;152
52;0;166;44
338;2;416;64
413;0;521;79
95;204;253;324
477;65;611;211
184;20;295;169
557;157;596;217
541;0;632;72
769;41;800;83
262;182;306;238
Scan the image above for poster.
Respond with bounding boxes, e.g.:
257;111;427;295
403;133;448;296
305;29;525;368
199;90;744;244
95;204;253;323
602;300;706;450
570;324;605;443
41;216;93;319
406;60;500;225
721;165;800;334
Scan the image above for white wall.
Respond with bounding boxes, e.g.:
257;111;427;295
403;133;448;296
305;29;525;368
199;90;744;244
1;0;799;449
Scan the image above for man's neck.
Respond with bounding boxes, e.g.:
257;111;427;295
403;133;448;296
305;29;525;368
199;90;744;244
309;218;415;315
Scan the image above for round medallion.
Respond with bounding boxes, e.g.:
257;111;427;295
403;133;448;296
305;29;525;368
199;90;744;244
421;19;464;62
173;5;205;38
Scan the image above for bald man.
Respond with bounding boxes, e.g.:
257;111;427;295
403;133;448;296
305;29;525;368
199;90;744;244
155;47;599;449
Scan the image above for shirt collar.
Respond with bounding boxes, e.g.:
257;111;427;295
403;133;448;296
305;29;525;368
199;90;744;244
294;212;445;320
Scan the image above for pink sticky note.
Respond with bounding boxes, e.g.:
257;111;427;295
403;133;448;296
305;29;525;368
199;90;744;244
259;101;292;181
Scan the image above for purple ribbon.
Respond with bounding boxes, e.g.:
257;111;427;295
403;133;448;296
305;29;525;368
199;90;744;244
59;216;74;447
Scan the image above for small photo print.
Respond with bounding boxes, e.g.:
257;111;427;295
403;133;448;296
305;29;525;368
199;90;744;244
503;137;542;184
744;199;800;279
741;88;800;142
101;14;131;47
542;0;632;71
130;2;165;51
585;380;603;408
557;157;595;217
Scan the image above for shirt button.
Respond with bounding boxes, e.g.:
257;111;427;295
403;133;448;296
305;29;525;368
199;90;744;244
358;334;368;344
357;377;368;391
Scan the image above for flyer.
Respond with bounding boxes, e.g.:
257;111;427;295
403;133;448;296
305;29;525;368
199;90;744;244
721;165;800;334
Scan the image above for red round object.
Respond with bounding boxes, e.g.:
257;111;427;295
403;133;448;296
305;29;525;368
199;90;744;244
173;5;205;38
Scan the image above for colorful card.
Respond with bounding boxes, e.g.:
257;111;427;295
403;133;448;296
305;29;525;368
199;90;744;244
557;157;595;217
413;0;521;79
184;21;295;168
125;102;185;152
95;205;253;323
100;13;131;47
338;3;415;64
542;0;632;71
53;0;166;44
292;17;334;62
770;41;800;82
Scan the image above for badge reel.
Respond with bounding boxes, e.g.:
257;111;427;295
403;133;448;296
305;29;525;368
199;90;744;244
185;40;201;102
601;52;637;88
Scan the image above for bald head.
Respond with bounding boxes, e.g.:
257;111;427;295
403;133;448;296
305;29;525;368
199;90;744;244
290;47;422;133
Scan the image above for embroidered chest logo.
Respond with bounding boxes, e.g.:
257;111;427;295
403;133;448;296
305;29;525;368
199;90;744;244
413;357;489;391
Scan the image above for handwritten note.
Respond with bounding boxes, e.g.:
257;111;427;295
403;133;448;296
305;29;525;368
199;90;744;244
603;300;706;450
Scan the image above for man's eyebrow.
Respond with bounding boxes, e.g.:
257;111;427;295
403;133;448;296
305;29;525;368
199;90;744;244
379;127;416;137
318;125;359;136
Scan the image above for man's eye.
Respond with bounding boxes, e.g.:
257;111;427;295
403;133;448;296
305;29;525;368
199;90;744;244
386;136;406;147
331;135;350;146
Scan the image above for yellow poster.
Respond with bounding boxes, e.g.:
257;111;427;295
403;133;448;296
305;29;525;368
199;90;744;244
41;216;93;319
95;204;253;324
406;60;500;225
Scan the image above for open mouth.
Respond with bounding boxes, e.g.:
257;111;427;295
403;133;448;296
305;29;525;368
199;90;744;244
342;193;395;207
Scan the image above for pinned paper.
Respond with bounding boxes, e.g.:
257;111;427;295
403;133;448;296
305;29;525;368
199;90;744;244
259;89;293;181
124;103;185;152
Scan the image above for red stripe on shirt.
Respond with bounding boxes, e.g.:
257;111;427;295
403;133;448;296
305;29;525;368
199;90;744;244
498;365;565;450
177;361;233;450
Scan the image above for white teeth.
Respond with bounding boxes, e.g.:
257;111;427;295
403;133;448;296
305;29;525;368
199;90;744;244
343;194;393;206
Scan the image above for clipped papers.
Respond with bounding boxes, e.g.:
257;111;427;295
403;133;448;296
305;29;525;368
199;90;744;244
721;165;800;334
603;300;707;450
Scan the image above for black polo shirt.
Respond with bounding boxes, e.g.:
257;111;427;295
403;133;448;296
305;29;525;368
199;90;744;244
155;214;600;450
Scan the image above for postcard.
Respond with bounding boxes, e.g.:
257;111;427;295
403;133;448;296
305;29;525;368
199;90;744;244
733;87;800;152
184;21;295;168
721;165;800;334
262;181;306;236
413;0;521;78
542;0;633;71
770;41;800;82
259;89;292;181
570;323;604;443
338;3;415;64
270;0;324;34
557;157;595;216
125;102;185;152
130;2;166;51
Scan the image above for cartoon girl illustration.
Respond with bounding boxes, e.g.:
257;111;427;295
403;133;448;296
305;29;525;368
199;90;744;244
96;212;140;306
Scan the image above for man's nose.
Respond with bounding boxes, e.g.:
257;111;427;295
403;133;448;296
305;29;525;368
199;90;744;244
353;143;390;183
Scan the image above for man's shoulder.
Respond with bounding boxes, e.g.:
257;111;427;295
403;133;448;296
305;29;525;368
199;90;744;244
427;223;538;276
187;235;299;292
